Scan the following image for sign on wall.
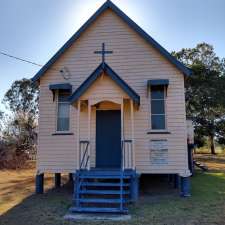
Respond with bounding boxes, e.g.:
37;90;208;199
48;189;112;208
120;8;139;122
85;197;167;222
150;139;168;165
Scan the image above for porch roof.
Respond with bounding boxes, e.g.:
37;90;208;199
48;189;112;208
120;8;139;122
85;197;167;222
69;62;140;105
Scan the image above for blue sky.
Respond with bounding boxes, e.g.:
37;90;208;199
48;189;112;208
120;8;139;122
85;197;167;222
0;0;225;111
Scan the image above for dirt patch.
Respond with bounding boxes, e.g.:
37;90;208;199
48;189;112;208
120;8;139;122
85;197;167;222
0;162;69;215
194;154;225;172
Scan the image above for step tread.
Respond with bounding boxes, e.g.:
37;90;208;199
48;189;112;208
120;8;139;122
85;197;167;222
70;207;128;213
79;175;131;179
78;169;134;174
81;182;130;187
78;198;127;203
79;190;130;195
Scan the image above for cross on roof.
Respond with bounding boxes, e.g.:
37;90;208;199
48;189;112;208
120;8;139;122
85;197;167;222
94;43;113;64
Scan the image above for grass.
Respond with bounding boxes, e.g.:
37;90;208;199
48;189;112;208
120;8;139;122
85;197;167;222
0;157;225;225
196;146;225;154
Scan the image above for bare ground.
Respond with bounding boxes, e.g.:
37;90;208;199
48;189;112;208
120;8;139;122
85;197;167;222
0;156;224;225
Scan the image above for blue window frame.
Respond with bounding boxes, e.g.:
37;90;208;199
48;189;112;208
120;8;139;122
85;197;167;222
150;86;166;130
57;90;70;131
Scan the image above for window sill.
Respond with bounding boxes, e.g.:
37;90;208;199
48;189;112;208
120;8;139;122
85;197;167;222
52;132;74;136
147;130;171;134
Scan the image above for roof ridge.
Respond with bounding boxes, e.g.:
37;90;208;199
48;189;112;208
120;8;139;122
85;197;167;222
32;0;191;82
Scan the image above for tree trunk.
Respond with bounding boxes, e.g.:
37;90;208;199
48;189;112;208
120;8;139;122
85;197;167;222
209;135;216;155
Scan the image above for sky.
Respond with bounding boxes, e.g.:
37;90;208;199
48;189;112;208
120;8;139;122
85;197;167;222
0;0;225;111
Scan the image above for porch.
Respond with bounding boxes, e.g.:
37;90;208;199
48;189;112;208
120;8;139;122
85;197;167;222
73;98;139;213
67;62;141;213
76;98;136;171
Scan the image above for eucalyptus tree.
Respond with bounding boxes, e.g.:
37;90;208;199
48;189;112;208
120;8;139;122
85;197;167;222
173;43;225;154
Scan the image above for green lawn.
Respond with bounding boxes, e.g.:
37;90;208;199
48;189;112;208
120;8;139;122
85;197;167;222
0;171;225;225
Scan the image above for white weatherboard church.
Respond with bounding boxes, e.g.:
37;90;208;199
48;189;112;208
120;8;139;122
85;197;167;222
33;1;192;213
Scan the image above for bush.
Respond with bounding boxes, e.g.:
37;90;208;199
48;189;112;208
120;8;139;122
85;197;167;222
0;141;29;169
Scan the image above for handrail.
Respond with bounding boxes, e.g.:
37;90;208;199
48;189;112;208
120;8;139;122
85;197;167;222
76;140;90;207
79;140;90;170
84;155;90;169
121;139;133;170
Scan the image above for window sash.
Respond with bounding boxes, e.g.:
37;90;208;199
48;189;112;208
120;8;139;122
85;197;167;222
151;115;165;130
151;99;165;114
150;86;166;130
57;92;70;132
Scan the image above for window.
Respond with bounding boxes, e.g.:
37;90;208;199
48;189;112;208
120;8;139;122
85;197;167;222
150;85;166;130
57;90;70;131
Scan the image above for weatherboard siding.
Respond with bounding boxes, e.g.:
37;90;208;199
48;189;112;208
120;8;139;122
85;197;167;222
37;9;188;175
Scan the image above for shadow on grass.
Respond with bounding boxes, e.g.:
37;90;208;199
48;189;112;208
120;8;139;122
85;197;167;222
0;172;224;225
0;181;73;225
0;176;54;204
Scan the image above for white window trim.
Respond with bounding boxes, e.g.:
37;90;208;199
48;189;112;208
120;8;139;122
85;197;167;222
149;85;168;131
55;90;71;133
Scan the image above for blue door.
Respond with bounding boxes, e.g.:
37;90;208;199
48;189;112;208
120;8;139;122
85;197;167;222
96;110;121;168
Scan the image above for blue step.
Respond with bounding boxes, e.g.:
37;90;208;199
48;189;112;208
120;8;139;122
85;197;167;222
70;207;128;214
78;198;127;203
79;190;130;195
78;170;133;175
73;169;135;214
81;182;130;187
79;175;131;179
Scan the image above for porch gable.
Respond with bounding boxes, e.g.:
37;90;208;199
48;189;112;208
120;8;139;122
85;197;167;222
69;62;140;105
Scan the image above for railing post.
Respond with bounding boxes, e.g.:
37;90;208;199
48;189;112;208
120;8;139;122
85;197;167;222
88;100;91;170
77;100;80;169
79;141;90;170
121;98;124;170
130;99;135;170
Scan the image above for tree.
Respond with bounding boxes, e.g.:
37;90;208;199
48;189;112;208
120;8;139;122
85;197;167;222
2;78;39;156
173;43;225;154
0;111;3;132
3;78;39;117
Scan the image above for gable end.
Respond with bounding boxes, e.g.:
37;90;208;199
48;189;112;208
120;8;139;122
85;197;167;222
32;0;192;83
69;63;140;105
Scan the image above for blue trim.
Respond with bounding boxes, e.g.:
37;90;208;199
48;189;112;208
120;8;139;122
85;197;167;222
52;132;74;136
147;131;171;134
105;64;140;105
69;64;103;103
31;0;191;83
130;173;140;202
35;174;44;194
148;79;169;86
49;83;72;91
69;63;140;105
180;176;191;197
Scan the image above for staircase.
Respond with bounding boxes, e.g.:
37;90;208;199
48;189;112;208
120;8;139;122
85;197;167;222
70;169;135;213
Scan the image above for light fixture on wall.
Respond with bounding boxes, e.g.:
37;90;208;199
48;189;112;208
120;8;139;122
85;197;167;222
60;66;71;80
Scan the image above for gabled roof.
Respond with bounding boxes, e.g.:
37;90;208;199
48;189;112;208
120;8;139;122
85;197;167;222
31;0;192;83
69;62;140;105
